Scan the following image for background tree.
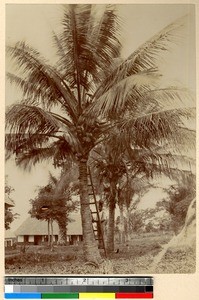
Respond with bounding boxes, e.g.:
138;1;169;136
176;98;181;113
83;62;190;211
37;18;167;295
160;172;195;234
117;173;150;242
29;189;54;248
29;170;78;246
47;164;79;244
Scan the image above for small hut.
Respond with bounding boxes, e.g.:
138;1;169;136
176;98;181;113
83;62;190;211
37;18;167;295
5;230;16;247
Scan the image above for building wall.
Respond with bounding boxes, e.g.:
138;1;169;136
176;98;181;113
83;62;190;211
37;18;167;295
18;235;24;243
69;235;83;245
5;239;13;247
16;234;83;245
29;235;34;242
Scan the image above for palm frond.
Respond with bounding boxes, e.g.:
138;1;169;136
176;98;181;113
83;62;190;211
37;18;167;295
88;70;161;118
143;87;195;110
52;30;67;62
6;104;62;134
48;172;59;187
129;14;188;73
120;106;194;150
89;72;194;121
87;5;122;77
56;4;122;101
56;4;93;101
7;42;78;121
7;73;41;105
15;138;76;171
5;133;52;156
5;103;80;162
15;147;56;171
107;83;195;152
93;14;188;105
126;144;195;183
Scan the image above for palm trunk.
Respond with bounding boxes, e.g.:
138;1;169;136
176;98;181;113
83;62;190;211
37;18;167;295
107;181;117;254
126;207;131;243
79;159;102;263
57;219;67;245
107;200;115;254
118;202;126;244
47;219;50;246
50;218;54;251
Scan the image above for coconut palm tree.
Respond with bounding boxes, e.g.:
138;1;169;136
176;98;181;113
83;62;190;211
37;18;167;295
6;5;195;262
89;138;195;253
88;132;130;253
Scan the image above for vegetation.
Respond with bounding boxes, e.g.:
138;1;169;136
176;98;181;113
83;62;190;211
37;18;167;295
5;178;19;230
129;207;171;233
5;232;195;274
5;209;15;231
160;173;196;233
29;167;78;246
6;5;195;263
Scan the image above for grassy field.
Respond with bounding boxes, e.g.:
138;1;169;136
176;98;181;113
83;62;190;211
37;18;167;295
5;232;195;274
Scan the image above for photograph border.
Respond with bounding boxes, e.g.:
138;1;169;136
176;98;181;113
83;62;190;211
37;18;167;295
1;0;199;299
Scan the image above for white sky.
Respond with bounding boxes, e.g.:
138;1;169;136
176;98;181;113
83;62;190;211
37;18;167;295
5;4;196;231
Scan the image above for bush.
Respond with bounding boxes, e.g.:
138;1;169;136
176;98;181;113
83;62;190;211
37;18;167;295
166;185;195;233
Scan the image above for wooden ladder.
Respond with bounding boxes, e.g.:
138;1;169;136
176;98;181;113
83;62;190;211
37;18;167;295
87;167;107;257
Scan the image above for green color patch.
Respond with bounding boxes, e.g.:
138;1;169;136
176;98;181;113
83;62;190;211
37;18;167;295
42;293;79;299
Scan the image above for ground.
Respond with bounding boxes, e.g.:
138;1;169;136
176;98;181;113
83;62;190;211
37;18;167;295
5;232;196;274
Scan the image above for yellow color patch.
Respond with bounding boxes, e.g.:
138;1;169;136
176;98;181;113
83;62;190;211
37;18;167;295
79;293;115;299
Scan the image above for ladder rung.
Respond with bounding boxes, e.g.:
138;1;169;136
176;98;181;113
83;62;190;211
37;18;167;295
91;211;97;214
89;202;96;205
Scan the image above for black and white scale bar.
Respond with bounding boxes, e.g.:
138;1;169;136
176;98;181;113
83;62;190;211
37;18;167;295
5;276;153;286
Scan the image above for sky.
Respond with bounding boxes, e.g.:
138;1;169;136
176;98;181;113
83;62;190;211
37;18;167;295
4;3;196;231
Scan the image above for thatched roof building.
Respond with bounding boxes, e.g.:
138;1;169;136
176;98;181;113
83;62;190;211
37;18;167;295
5;229;16;247
15;213;82;245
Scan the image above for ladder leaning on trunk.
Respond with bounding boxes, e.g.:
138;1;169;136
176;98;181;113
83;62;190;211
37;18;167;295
87;167;107;257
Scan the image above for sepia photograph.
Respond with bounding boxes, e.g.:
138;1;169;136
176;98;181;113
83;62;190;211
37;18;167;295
5;3;196;275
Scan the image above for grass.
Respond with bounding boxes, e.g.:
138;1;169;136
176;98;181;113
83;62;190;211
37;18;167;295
5;232;195;274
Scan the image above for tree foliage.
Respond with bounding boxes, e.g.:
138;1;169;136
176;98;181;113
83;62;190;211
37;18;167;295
160;173;196;233
29;171;78;225
6;7;194;168
5;178;19;230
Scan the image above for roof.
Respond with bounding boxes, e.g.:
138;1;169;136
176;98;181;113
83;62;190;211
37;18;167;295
5;230;16;239
15;213;82;236
5;194;14;207
67;213;82;235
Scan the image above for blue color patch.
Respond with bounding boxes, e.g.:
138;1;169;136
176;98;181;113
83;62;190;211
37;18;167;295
5;293;42;299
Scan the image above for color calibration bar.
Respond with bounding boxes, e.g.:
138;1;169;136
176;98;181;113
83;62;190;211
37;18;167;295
5;277;153;299
5;293;153;299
